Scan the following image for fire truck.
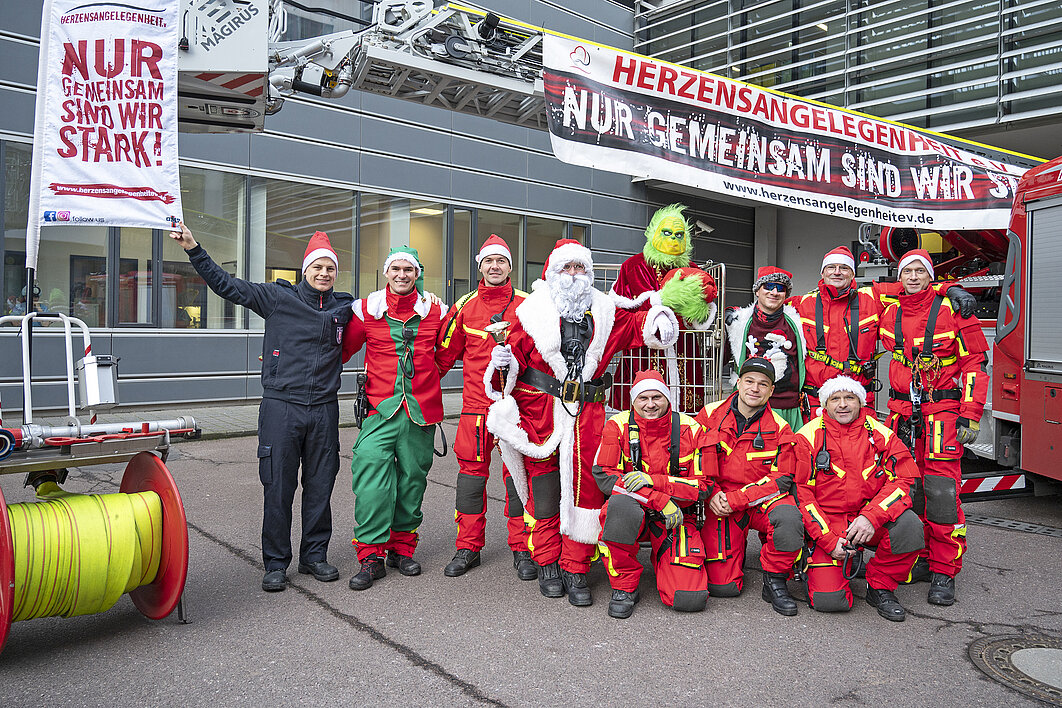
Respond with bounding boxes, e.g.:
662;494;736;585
176;0;1060;502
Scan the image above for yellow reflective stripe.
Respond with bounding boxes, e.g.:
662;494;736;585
746;450;776;460
670;477;699;488
678;452;697;463
678;526;687;557
861;464;875;480
831;463;847;478
598;543;620;577
462;323;489;339
741;475;771;492
858;314;877;326
952;525;967;560
717;440;733;455
878;488;904;510
805;504;829;534
965;374;976;401
454;510;459;521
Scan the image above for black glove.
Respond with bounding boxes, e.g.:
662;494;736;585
946;285;976;319
724;306;739;327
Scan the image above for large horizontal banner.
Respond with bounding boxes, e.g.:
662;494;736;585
27;0;182;270
543;34;1032;229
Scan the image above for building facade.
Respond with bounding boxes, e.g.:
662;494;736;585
2;0;1052;412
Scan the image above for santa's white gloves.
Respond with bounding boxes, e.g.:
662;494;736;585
490;344;513;369
654;312;677;344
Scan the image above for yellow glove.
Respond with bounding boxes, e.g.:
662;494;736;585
955;417;980;446
622;470;653;492
661;500;683;530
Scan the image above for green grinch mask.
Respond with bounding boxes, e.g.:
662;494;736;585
643;204;693;269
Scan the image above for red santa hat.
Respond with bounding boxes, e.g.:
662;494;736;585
752;266;793;294
897;249;934;279
629;370;671;406
821;246;856;273
475;234;512;265
542;239;594;280
818;375;867;407
302;231;339;274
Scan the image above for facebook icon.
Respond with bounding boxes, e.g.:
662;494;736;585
43;211;57;222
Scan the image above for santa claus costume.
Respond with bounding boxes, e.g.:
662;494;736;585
485;239;679;606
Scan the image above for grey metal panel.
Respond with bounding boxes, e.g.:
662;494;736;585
0;39;39;86
117;376;252;406
592;193;646;228
267;99;360;148
450;136;528;176
360;91;456;128
526;129;553;153
588;223;646;253
527;152;593;190
0;329;109;380
531;5;599;39
452;112;530;147
178;132;251;170
527;183;591;221
451;170;527;210
249;134;359;184
359;152;450;198
362;116;452;165
1;0;43;37
594;25;635;49
0;87;37;135
110;332;252;376
592;170;643;200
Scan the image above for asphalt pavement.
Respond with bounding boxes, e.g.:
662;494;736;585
1;418;1061;706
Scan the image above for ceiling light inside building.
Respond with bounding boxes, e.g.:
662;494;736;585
816;23;828;32
411;207;445;216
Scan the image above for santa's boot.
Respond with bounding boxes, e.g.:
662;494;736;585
761;572;798;616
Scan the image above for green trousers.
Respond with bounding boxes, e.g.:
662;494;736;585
350;409;435;549
774;406;805;431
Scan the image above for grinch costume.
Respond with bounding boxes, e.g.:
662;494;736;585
609;204;718;412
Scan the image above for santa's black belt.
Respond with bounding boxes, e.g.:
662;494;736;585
519;368;613;404
889;388;961;402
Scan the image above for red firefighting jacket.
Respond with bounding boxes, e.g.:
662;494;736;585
879;287;988;419
342;286;449;425
593;409;706;511
794;410;919;554
436;279;526;411
696;393;798;512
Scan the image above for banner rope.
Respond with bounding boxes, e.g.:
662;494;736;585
7;482;162;622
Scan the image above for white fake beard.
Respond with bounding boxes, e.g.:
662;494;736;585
548;271;594;322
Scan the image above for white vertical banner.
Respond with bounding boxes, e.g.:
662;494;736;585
27;0;183;270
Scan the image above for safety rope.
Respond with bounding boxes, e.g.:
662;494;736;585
7;482;162;621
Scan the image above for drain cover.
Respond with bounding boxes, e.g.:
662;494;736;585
969;635;1062;705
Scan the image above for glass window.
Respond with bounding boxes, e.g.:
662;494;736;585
360;194;445;298
250;176;353;325
164;167;246;328
526;216;568;287
409;199;446;298
478;210;522;288
117;228;153;325
452;208;473;299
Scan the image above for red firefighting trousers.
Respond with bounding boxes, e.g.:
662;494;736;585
598;507;707;607
888;410;968;577
805;520;919;610
453;412;528;552
700;496;800;594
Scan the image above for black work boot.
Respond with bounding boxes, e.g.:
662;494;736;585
297;560;339;582
513;550;537;581
761;572;798;616
903;557;931;584
561;569;593;607
262;569;287;592
537;561;564;598
385;550;421;576
927;572;956;606
866;586;907;622
607;589;640;619
443;549;481;577
349;555;386;591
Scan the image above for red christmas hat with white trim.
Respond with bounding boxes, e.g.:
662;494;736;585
821;246;855;273
630;369;671;406
302;231;339;274
542;239;594;280
475;234;512;265
897;248;935;279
